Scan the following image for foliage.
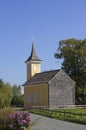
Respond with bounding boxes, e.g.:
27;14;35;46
0;79;4;87
0;107;15;130
11;84;24;107
0;79;24;108
4;83;13;106
54;39;86;104
12;84;21;97
0;107;39;130
6;111;32;130
0;79;13;108
0;79;24;107
11;95;24;107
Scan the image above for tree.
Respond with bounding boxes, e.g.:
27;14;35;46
0;79;4;107
12;84;21;97
11;84;24;107
0;79;13;108
0;79;4;88
0;80;24;108
55;39;86;104
4;83;13;106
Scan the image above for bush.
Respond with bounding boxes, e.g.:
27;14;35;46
0;108;32;130
6;111;32;130
0;107;15;130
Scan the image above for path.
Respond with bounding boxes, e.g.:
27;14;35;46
30;113;86;130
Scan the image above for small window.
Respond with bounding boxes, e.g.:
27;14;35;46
28;94;31;103
34;94;38;103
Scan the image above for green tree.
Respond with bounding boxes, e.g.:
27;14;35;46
0;79;4;106
55;39;86;104
11;84;24;107
0;79;13;108
4;83;13;106
0;79;4;88
12;84;21;97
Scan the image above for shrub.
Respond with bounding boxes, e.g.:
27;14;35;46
0;107;15;130
6;111;32;130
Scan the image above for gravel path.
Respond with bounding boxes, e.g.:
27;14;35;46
30;113;86;130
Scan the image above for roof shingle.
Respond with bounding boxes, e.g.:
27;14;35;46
23;69;60;85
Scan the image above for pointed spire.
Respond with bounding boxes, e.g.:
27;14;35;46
25;42;41;63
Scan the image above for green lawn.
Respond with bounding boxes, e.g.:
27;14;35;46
29;108;86;125
60;108;86;113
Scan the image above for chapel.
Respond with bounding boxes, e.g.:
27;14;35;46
23;43;75;108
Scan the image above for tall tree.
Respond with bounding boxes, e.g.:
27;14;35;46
0;80;13;108
55;39;86;104
12;84;21;97
0;79;4;88
11;84;24;107
4;83;13;106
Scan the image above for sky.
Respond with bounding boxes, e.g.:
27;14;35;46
0;0;86;88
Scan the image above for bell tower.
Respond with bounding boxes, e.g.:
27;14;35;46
25;42;41;80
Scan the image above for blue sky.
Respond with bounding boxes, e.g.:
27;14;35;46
0;0;86;87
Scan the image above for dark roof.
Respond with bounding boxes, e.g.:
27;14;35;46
23;70;60;85
25;43;41;63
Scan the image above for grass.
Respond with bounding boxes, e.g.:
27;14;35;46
60;108;86;113
29;108;86;125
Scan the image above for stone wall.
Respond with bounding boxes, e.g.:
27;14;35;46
49;70;75;107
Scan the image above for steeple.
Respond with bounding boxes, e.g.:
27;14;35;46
25;42;41;63
25;42;41;80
